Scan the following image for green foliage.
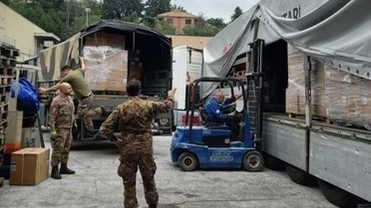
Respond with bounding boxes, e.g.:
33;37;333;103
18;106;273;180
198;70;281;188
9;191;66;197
154;20;176;35
1;0;230;39
170;4;186;12
206;18;226;30
183;16;223;37
145;0;171;17
3;0;103;40
102;0;143;20
231;6;243;22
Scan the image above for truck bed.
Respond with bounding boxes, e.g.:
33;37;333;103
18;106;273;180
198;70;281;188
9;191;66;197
262;113;371;201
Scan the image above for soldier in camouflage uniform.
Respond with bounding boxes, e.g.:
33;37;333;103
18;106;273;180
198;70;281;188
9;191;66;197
99;79;176;208
40;56;102;136
49;82;76;179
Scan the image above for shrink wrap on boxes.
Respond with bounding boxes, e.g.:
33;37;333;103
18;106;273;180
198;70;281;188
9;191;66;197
83;46;128;92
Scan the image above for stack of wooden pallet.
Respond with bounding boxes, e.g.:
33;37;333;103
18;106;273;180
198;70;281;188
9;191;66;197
0;43;19;186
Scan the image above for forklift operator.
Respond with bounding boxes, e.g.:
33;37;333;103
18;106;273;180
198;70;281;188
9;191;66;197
204;90;241;136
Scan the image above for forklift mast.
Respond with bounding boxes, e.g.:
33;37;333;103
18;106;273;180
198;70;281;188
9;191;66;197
246;39;264;149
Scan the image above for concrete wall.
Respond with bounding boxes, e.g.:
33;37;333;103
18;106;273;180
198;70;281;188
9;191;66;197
0;2;47;61
168;35;211;50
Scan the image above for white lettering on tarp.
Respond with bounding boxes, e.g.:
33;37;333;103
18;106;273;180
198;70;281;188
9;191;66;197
282;5;301;19
210;151;234;162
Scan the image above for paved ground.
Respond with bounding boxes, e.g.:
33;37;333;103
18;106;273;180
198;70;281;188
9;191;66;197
0;136;336;208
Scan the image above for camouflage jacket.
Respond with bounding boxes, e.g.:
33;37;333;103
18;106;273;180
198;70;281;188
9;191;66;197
99;96;174;155
49;94;75;130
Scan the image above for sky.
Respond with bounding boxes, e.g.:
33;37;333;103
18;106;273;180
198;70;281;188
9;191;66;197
171;0;260;22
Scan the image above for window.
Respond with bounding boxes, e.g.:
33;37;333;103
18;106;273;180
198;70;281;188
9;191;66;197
167;18;173;24
185;19;192;25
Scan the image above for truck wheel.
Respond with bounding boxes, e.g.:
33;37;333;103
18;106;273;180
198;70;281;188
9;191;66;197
319;181;356;208
286;165;317;186
177;152;198;171
264;154;285;171
243;150;264;171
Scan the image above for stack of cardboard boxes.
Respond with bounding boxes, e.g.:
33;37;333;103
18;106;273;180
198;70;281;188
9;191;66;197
84;46;128;92
286;45;371;130
84;31;128;92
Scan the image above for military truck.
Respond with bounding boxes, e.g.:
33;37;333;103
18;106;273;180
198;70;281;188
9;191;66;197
38;20;173;141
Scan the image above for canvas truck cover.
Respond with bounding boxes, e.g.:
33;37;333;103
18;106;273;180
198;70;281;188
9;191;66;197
38;33;80;81
203;0;371;95
38;20;171;81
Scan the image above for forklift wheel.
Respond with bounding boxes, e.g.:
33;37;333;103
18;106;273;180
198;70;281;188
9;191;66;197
177;152;198;171
243;150;264;171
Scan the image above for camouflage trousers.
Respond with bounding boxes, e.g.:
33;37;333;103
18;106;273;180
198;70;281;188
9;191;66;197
118;153;158;208
78;94;102;132
51;128;72;167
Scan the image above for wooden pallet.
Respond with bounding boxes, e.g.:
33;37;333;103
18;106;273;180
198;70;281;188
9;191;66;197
0;56;17;68
0;86;10;94
0;67;13;76
288;113;328;122
0;44;19;58
0;75;13;85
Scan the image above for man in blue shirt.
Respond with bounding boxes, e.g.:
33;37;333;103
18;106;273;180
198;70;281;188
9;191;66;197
204;90;241;137
205;90;230;121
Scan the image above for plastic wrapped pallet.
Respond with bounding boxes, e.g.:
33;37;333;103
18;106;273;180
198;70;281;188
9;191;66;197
83;46;128;92
325;65;371;130
286;45;326;117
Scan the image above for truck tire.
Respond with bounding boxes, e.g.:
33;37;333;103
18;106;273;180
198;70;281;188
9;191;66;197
177;152;198;171
243;150;264;171
319;181;356;208
286;165;317;186
263;154;285;171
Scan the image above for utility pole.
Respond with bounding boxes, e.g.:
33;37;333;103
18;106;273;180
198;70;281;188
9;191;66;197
66;0;71;27
85;7;91;27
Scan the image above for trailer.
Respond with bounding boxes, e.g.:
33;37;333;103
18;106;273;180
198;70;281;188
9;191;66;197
203;1;371;207
38;20;173;140
172;45;203;128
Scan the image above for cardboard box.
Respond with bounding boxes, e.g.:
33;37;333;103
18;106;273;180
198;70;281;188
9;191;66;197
286;45;326;117
84;46;128;92
10;148;50;185
84;31;126;48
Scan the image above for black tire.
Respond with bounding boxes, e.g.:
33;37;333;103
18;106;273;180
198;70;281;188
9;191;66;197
286;165;317;187
243;150;264;171
177;152;198;171
319;181;356;208
263;154;285;171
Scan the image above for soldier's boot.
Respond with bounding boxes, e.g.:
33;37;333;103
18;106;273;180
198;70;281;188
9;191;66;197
60;164;75;174
51;166;62;179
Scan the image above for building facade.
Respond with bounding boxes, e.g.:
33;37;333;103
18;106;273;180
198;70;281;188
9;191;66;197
0;2;59;62
158;10;197;34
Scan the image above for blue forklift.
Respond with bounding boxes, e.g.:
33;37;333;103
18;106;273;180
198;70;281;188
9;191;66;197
170;77;264;171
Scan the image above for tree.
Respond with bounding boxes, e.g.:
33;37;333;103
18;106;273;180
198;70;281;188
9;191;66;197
170;4;186;12
231;6;243;22
206;18;226;30
183;16;219;37
3;0;103;40
102;0;143;20
145;0;171;17
154;20;176;35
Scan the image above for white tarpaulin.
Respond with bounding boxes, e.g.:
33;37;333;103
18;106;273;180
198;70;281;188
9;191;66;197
203;0;371;95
